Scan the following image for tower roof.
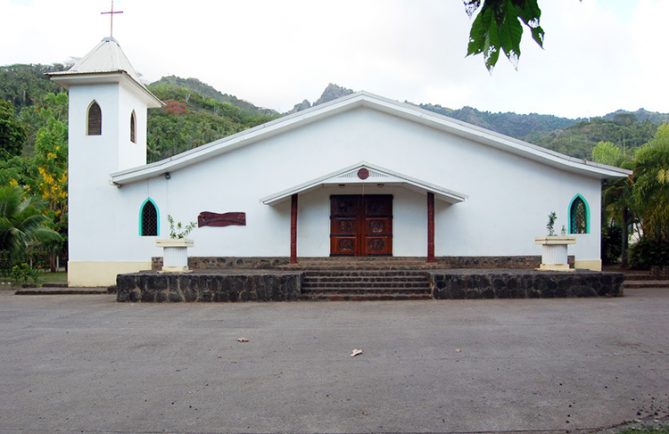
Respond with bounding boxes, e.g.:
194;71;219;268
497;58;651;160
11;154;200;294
66;37;142;81
49;37;162;107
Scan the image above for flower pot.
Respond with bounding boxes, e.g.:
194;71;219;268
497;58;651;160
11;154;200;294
156;239;194;273
534;236;576;271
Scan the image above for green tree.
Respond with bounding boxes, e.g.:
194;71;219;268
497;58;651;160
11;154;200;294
32;115;68;271
632;124;669;242
464;0;544;71
0;186;62;264
592;141;634;266
0;99;25;158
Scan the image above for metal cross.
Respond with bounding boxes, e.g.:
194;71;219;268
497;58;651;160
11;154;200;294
101;0;124;38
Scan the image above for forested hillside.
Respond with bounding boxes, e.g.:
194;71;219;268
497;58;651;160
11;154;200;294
145;78;278;161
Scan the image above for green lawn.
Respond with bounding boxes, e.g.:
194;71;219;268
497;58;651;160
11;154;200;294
617;428;669;434
39;271;67;284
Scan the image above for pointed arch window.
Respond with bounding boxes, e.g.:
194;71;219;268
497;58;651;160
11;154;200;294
568;194;590;234
130;110;137;143
87;101;102;135
139;199;159;236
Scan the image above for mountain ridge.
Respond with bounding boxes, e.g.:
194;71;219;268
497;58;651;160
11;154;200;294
1;63;666;162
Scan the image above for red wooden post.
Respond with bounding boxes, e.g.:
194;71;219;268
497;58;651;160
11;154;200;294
427;192;435;263
290;194;298;264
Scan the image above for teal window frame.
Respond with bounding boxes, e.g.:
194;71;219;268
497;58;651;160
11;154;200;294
139;198;160;236
568;193;590;234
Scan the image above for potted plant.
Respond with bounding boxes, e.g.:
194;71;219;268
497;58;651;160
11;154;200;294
534;212;576;271
155;215;197;273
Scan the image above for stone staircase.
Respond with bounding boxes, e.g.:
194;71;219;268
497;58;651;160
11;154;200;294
300;270;432;301
622;270;669;290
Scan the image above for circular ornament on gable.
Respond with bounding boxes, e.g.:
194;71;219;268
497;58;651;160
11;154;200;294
357;168;369;180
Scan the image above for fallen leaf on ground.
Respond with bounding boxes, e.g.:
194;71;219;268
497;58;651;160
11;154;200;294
237;337;249;343
351;348;363;357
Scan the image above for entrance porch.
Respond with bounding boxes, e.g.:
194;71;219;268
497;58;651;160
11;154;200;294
261;162;467;264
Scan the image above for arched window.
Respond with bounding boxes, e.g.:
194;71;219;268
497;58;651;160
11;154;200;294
87;101;102;135
139;199;159;236
568;194;589;234
130;110;137;143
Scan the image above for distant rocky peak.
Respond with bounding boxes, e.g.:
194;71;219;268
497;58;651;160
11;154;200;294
288;83;354;114
314;83;354;106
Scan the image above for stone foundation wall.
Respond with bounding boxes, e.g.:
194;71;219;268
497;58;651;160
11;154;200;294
117;272;302;302
150;256;573;271
429;270;623;299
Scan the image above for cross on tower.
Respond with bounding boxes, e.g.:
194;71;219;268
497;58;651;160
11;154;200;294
101;0;124;38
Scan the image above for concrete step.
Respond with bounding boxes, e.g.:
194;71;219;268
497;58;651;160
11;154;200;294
303;274;428;282
303;271;429;277
302;287;430;294
303;281;429;289
300;292;432;301
623;280;669;289
622;273;665;281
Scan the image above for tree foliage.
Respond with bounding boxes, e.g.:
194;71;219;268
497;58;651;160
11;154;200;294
632;124;669;242
0;186;61;262
146;81;278;162
464;0;544;71
0;99;25;158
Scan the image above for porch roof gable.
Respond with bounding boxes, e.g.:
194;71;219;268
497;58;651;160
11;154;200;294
260;161;468;206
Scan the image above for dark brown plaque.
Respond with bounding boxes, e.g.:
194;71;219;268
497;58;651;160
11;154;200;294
198;212;246;228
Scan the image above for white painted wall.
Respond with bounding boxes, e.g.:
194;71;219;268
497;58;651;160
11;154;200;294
80;106;601;264
68;80;150;263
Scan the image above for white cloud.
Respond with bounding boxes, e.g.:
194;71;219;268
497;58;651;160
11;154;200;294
1;0;667;118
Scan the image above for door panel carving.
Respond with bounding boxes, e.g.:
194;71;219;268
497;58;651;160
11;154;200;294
330;195;392;256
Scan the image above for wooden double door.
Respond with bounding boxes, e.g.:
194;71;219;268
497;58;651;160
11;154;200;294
330;195;393;256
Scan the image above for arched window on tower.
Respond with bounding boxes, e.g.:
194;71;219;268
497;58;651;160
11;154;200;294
568;194;589;234
87;101;102;135
139;199;159;236
130;110;137;143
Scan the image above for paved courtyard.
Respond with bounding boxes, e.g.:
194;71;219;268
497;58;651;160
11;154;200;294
0;288;667;433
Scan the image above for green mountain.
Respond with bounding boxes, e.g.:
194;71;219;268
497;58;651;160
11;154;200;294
151;76;277;117
1;63;667;164
417;103;580;139
0;64;66;109
145;79;278;162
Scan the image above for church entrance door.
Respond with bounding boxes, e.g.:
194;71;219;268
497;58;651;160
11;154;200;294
330;195;393;256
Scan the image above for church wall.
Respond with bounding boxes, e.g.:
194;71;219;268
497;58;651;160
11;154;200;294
116;83;148;170
73;105;604;285
108;107;601;265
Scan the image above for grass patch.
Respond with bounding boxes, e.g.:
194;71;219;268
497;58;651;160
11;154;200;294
39;271;67;284
617;428;669;434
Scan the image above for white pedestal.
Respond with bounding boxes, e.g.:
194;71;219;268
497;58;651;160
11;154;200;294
156;239;194;272
534;236;576;271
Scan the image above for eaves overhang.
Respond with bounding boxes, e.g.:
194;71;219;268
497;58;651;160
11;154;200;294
48;70;163;108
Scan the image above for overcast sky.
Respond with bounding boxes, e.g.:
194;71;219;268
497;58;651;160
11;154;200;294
1;0;667;118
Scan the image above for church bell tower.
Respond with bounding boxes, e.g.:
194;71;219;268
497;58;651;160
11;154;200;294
48;36;162;285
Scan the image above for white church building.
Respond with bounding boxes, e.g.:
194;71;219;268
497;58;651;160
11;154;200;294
50;37;630;287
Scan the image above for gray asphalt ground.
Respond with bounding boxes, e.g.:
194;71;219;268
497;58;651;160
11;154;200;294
0;288;667;433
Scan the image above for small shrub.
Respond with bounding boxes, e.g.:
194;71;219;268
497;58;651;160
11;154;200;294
601;223;623;265
167;215;197;239
546;211;557;236
629;237;669;270
10;263;39;286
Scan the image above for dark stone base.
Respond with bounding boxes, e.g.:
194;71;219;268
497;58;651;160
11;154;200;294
117;271;302;302
118;268;623;302
429;269;624;299
151;256;574;271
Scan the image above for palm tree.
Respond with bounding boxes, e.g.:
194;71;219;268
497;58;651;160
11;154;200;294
0;186;62;264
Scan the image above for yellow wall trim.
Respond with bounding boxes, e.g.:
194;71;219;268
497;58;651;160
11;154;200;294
574;259;602;271
68;261;152;287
